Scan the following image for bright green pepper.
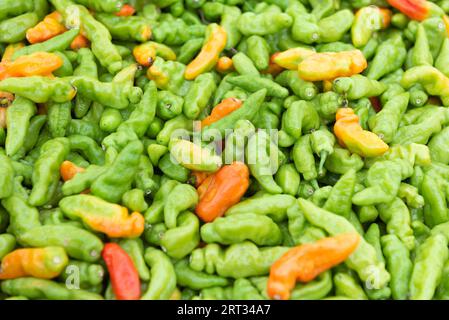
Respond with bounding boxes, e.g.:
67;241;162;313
0;154;13;199
59;260;105;290
334;272;368;300
421;173;449;228
398;183;425;209
152;18;205;46
119;238;150;281
322;147;364;176
435;260;449;300
141;247;177;300
275;71;318;101
183;73;216;119
237;11;292;36
158;153;190;182
95;13;151;42
410;233;448;300
47;102;72;138
428;126;449;164
333;75;386;100
231;52;260;76
0;12;39;43
322;169;356;220
292;135;317;181
99;108;122;133
201;213;282;246
228;75;288;98
122;189;148;212
68;135;105;166
246;36;270;71
190;242;289;278
275;163;300;196
0;233;16;260
435;37;449;77
318;9;354;43
175;259;230;290
164;184;198;229
311;91;344;123
169;139;222;173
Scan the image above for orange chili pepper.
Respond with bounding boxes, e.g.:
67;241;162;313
191;171;212;188
273;47;315;70
201;98;243;128
268;233;360;300
298;50;367;82
1;43;25;63
387;0;431;21
0;52;63;80
195;162;250;223
70;34;90;50
0;247;69;280
115;4;136;17
216;56;234;73
26;11;67;44
185;24;227;80
60;160;86;182
379;8;393;28
334;108;389;158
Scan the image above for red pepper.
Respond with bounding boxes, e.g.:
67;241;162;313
115;4;136;17
387;0;430;21
102;243;141;300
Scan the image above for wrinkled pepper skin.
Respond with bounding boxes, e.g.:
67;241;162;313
60;195;145;238
164;183;199;229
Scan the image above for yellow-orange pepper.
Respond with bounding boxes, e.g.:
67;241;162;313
0;247;68;280
216;56;234;73
185;24;227;80
70;34;90;50
443;15;449;37
0;52;63;80
201;98;242;128
334;108;389;158
59;195;145;238
1;43;25;63
26;11;67;44
298;50;367;82
273;47;315;70
133;42;176;67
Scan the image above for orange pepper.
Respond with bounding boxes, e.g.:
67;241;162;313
26;11;67;44
133;43;156;67
387;0;430;21
273;47;315;70
195;162;250;223
0;52;63;80
379;8;393;28
216;56;234;73
60;160;86;182
268;233;360;300
115;4;136;17
1;43;25;63
185;24;227;80
334;108;389;158
298;50;367;82
201;98;243;128
70;34;90;50
0;247;69;280
191;171;212;188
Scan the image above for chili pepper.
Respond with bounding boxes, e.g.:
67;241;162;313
275;163;300;197
47;102;71;138
367;33;407;80
153;18;205;46
0;76;76;104
237;11;292;36
321;169;356;220
311;186;333;208
190;241;289;279
183;73;216;119
0;52;63;80
169;140;219;171
144;180;179;224
175;259;229;291
26;11;66;44
428;126;449;164
298;50;367;82
421;173;449;227
90;141;143;203
436;261;449;300
333;75;386;100
95;14;151;43
58;260;104;291
122;189;148;213
410;24;433;67
141;247;177;300
0;234;15;260
159;153;190;183
387;0;444;21
53;51;74;77
273;47;315;71
410;233;448;300
401;66;449;106
380;234;412;300
245;36;270;71
334;108;389;158
68;135;105;166
0;246;68;280
13;28;80;59
72;0;124;12
0;0;34;21
226;194;296;222
177;38;204;65
147;57;189;96
5;96;36;157
231;52;260;76
201;213;282;246
0;13;39;43
352;7;390;48
275;71;318;101
292;135;317;182
334;271;368;300
310;127;335;176
60;160;85;182
1;278;103;300
102;243;140;300
164;183;198;229
184;24;226;80
267;233;359;300
0;154;13;199
298;199;390;289
201;98;242;128
155;113;193;146
133;42;176;67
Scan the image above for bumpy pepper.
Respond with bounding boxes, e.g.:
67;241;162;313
144;180;180;224
102;243;141;300
352;6;391;48
410;234;448;300
268;233;360;300
292;135;317;182
201;213;282;246
381;234;413;300
273;47;315;70
175;259;229;290
95;13;151;42
228;75;289;98
0;76;76;104
387;0;444;21
428;127;449;164
184;73;216;119
226;194;296;222
368;92;410;143
298;199;390;289
0;247;68;280
133;41;176;67
310;126;335;176
29;138;70;207
185;24;226;80
237;11;292;36
421;173;449;227
59;260;104;291
195;162;249;223
0;52;63;80
72;0;124;13
334;108;389;158
322;169;356;220
333;272;367;300
190;242;289;279
297;50;367;81
401;66;449;106
0;13;39;43
60;195;144;239
333;75;386;100
26;11;67;44
147;57;189;96
275;163;300;197
164;183;198;229
275;71;318;100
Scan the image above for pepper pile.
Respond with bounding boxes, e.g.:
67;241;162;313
0;0;449;301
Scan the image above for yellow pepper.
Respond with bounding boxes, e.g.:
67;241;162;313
59;195;145;238
273;47;315;70
298;50;367;82
0;247;68;280
334;108;389;158
185;24;227;80
133;41;176;67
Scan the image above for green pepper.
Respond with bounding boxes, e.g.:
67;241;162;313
436;260;449;300
322;169;356;220
0;12;39;43
318;9;354;43
334;272;368;300
59;260;105;290
246;36;270;71
47;102;72;138
53;51;74;78
231;52;260;76
237;11;292;36
0;155;14;199
311;91;344;123
122;189;148;212
95;13;151;42
184;73;216;119
228;75;288;98
118;238;150;281
435;37;449;77
333;75;386;100
190;242;289;278
421;173;449;228
275;163;300;196
164;184;198;229
68;135;105;166
292;135;317;181
152;18;205;46
275;71;318;101
175;259;229;290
